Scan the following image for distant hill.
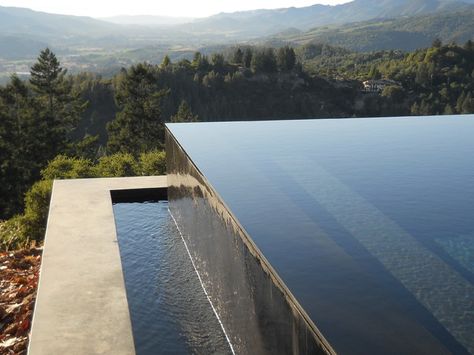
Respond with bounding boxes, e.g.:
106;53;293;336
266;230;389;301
0;35;48;60
1;0;474;42
0;6;198;59
0;6;117;38
180;0;474;38
1;1;474;62
270;7;474;51
100;15;194;26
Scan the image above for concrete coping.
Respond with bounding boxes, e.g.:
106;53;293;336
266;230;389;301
28;176;167;355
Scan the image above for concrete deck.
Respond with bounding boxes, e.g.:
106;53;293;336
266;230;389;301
28;176;167;355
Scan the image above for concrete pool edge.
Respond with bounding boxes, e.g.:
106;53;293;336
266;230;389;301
28;176;167;355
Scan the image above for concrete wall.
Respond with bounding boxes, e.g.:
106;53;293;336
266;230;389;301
29;177;166;355
166;129;334;355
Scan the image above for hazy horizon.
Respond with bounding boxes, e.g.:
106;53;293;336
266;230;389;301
0;0;352;18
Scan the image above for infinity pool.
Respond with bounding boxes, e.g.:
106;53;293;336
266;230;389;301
167;115;474;355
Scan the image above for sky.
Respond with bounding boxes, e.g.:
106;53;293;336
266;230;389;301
0;0;351;18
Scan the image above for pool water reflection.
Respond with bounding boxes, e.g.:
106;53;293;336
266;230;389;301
167;115;474;355
113;201;231;355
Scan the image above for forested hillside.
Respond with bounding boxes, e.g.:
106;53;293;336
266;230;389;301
273;7;474;51
1;41;474;249
300;40;474;114
2;0;470;41
71;47;360;147
181;0;474;38
1;0;474;64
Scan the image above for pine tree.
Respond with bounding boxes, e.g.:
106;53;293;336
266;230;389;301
0;83;15;218
192;52;202;68
432;38;442;48
0;75;40;218
233;48;243;65
443;104;454;115
170;100;199;123
107;63;169;154
411;102;420;115
461;92;474;113
30;48;64;113
276;46;296;72
29;48;86;160
464;40;474;51
456;91;466;113
211;54;225;73
368;66;382;80
243;48;253;69
192;52;209;72
161;55;171;69
251;48;277;73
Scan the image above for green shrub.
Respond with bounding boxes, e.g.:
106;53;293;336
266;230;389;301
23;180;53;243
41;155;96;180
0;180;52;250
1;150;167;251
139;150;166;176
0;215;30;251
95;153;139;177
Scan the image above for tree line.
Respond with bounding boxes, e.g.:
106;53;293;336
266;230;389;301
0;49;167;250
0;49;85;219
300;40;474;116
1;41;474;249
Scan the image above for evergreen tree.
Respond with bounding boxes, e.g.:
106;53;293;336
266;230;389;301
161;55;171;69
443;104;454;115
192;52;202;68
0;82;16;218
107;63;169;154
411;102;420;115
251;48;277;73
170;100;199;123
0;76;40;218
192;52;210;72
243;48;253;69
0;49;86;219
211;54;225;73
233;48;244;65
29;48;86;160
456;91;466;113
368;65;382;80
464;40;474;51
276;46;296;72
30;48;64;112
432;38;443;48
461;92;474;113
175;59;193;74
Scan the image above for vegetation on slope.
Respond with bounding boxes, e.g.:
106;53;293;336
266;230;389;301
274;7;474;51
1;40;474;250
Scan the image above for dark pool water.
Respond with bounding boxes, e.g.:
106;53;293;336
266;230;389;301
113;201;232;355
167;116;474;355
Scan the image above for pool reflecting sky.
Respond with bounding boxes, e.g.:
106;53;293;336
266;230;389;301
167;116;474;355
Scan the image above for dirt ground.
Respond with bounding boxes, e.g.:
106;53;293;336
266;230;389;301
0;248;42;355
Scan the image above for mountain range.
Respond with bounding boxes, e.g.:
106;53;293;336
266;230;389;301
0;0;474;62
100;15;194;26
182;0;474;37
268;6;474;51
0;6;116;37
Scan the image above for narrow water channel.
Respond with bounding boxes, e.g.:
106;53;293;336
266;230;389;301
113;201;232;355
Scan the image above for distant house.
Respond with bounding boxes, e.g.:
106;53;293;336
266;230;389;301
362;79;400;93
